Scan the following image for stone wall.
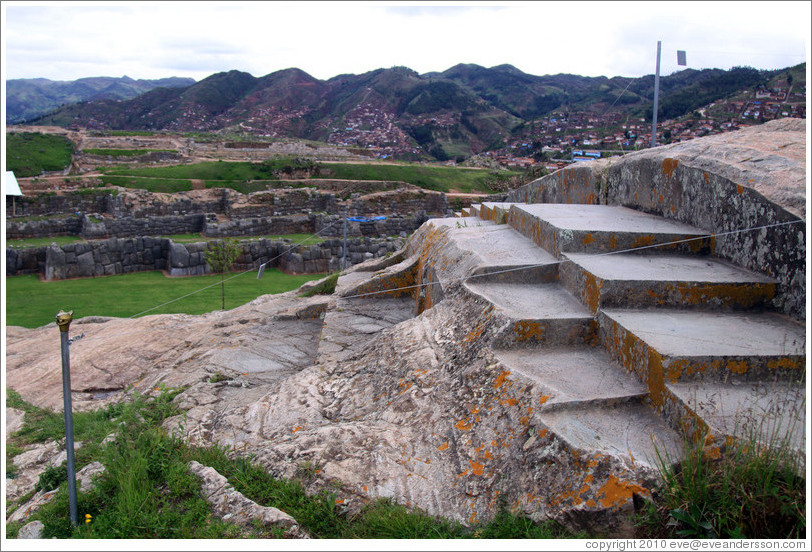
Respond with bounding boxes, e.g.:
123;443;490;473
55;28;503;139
7;236;403;279
7;185;450;242
505;119;806;320
6;185;451;220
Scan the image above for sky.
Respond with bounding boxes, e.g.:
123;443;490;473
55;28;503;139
1;1;810;83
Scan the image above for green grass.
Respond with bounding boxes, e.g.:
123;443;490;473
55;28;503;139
638;425;806;539
299;272;339;297
99;159;521;194
6;235;85;248
83;148;177;157
7;233;328;249
5;389;575;539
5;269;326;328
6;132;75;177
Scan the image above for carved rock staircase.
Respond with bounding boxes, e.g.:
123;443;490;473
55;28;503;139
456;201;806;467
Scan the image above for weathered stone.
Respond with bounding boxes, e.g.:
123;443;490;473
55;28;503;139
6;407;25;434
16;520;44;539
188;461;306;537
7;461;103;525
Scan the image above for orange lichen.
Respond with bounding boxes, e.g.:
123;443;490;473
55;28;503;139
631;235;656;249
662;158;679;179
292;426;303;433
438;442;449;451
583;273;603;313
539;395;550;405
469;460;485;476
767;357;803;371
512;321;546;342
500;397;518;406
493;370;511;389
597;475;648;508
727;360;749;374
582;233;595;245
455;419;473;431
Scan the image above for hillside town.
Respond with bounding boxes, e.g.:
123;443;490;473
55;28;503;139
316;83;806;169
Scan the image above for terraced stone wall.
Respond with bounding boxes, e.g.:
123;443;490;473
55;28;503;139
505;121;806;320
7;236;402;279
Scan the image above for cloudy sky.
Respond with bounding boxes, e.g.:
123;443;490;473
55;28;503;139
2;1;809;83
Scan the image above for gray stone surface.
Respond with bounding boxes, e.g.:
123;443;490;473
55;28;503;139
601;309;805;358
465;281;591;320
6;407;25;434
493;346;647;408
564;252;776;283
16;520;44;539
188;461;306;537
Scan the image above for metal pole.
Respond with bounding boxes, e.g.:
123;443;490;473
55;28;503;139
341;205;348;271
651;40;661;148
56;310;79;527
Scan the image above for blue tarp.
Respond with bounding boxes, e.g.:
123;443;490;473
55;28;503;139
348;216;386;222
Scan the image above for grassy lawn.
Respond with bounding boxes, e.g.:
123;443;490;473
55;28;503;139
6;269;326;328
6;233;329;249
83;148;177;157
6;132;75;177
6;235;86;248
100;160;519;194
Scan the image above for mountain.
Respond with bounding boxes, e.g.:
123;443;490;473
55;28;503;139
27;63;798;160
6;75;196;124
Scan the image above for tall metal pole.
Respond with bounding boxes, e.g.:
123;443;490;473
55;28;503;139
341;205;348;271
651;40;662;148
56;310;79;527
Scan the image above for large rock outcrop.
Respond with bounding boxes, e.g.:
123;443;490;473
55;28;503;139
6;120;805;537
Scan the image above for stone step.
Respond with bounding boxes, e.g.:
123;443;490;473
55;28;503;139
492;346;683;467
479;202;522;224
492;346;648;410
464;281;595;346
469;204;482;217
598;309;805;435
450;224;560;283
561;252;777;313
536;399;684;468
665;380;806;457
507;204;712;258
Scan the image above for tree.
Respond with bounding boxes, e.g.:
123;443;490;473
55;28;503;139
204;239;241;310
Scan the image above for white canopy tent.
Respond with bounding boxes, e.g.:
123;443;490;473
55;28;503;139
5;171;23;215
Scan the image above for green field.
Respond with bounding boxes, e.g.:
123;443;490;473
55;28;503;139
6;233;330;249
83;148;177;157
6;132;75;177
100;159;518;194
5;269;326;328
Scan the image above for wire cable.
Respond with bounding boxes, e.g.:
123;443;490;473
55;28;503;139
127;218;345;319
340;219;804;301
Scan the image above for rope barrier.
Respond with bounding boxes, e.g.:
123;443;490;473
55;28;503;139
340;219;804;300
66;216;804;348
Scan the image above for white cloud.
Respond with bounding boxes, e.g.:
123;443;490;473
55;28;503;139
2;1;809;82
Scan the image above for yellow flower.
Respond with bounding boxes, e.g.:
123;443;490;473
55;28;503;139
85;514;92;524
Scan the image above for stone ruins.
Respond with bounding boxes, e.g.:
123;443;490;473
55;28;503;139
5;119;806;537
